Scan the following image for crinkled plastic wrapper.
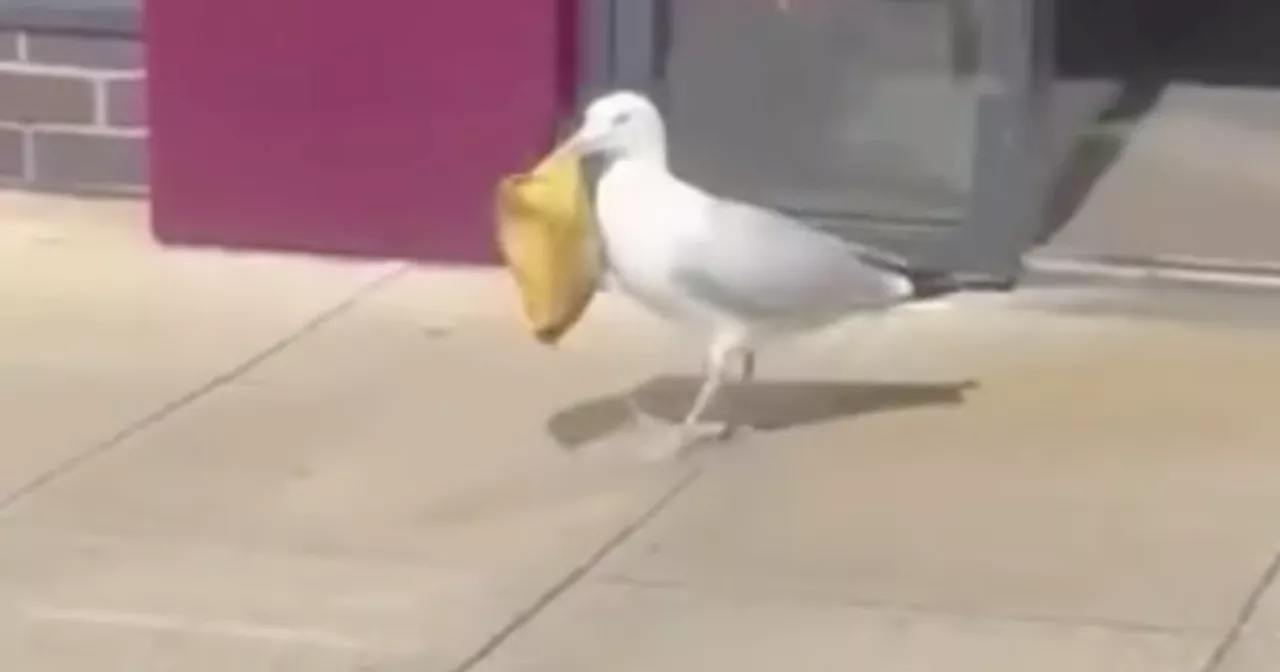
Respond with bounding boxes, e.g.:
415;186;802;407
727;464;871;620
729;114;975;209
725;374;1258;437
494;145;602;345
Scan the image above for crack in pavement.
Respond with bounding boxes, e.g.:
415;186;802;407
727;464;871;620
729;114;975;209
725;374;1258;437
1198;545;1280;672
450;465;705;672
0;264;409;513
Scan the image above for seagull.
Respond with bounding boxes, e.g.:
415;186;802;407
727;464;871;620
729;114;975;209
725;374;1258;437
563;90;1008;455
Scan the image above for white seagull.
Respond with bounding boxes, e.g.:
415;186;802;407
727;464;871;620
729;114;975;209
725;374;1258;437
563;90;1007;455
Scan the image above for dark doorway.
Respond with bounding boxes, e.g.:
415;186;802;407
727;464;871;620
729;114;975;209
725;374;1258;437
1041;0;1280;267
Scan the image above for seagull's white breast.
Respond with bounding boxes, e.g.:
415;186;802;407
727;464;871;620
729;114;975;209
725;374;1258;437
595;160;719;326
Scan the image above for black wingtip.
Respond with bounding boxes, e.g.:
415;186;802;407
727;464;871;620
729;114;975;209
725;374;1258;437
850;248;1020;300
906;271;1019;301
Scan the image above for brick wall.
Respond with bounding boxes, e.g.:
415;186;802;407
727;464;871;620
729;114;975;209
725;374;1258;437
0;28;145;195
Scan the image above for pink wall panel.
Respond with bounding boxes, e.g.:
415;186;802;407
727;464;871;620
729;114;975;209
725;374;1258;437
146;0;575;263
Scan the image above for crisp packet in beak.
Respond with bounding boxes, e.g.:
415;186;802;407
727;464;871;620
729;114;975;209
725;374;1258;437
494;141;603;345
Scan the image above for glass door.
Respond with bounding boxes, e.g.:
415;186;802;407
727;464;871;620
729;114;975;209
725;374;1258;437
579;0;1051;281
663;0;978;228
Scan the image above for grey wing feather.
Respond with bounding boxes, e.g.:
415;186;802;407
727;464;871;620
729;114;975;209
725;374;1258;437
669;199;912;322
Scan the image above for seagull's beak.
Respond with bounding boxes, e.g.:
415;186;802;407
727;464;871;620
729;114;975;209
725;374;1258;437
561;122;608;156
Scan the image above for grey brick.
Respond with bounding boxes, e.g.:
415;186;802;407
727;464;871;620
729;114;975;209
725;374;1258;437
0;31;18;61
0;70;94;124
25;33;142;70
105;76;145;127
0;126;24;178
32;130;146;188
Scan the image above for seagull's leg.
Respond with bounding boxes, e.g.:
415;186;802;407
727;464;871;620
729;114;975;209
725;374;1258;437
680;363;726;434
638;333;741;461
677;333;746;443
624;345;730;438
633;332;753;461
740;349;756;383
724;348;757;436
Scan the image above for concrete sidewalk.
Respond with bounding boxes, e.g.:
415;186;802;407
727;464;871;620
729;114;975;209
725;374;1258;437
2;191;1280;671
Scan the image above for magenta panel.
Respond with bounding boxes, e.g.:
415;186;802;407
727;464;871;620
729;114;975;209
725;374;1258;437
146;0;575;263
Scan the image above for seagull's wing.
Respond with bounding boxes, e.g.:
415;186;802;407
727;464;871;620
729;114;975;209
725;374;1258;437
669;197;913;323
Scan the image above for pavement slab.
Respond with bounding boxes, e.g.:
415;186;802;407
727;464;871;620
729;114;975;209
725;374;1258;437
590;313;1280;632
4;191;1280;670
0;248;697;669
470;581;1216;672
0;191;398;498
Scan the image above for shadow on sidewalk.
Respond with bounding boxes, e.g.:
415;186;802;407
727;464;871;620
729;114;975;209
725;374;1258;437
548;376;976;450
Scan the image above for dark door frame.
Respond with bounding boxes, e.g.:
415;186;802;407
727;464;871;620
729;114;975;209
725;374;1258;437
575;0;1054;283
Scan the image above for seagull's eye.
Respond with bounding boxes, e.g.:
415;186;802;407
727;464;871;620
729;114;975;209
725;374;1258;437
613;112;632;126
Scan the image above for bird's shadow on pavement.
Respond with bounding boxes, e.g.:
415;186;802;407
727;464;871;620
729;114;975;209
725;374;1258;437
547;376;978;450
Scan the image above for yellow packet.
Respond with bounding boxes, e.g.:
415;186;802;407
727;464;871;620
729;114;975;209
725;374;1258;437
494;144;602;345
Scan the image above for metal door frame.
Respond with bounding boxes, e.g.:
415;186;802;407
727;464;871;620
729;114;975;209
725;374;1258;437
576;0;1054;282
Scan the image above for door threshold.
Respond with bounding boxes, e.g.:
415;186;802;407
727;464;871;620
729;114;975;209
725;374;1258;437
1026;252;1280;292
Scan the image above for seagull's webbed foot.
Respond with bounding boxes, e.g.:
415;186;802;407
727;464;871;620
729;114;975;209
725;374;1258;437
623;397;734;460
635;421;728;462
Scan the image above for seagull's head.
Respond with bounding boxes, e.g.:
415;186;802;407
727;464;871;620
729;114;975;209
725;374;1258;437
564;90;666;163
